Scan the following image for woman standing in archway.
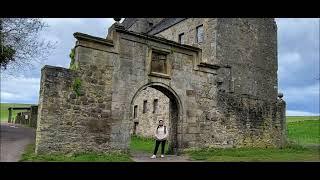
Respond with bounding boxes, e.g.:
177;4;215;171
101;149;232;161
151;120;168;159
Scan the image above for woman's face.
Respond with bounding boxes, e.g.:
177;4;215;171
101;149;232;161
159;120;164;126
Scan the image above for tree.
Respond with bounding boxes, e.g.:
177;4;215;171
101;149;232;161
0;18;55;73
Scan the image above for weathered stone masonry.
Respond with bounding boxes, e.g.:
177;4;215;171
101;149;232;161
35;18;286;154
132;87;169;137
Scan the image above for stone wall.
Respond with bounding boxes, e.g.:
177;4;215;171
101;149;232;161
35;31;131;154
9;106;38;128
15;112;22;124
35;63;119;154
155;18;278;100
124;18;165;34
29;105;38;128
215;18;278;100
196;91;286;148
155;18;218;65
15;112;30;125
132;87;169;138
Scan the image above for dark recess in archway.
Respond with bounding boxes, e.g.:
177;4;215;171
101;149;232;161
130;84;181;155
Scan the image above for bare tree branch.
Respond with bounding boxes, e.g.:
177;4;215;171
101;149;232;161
0;18;56;74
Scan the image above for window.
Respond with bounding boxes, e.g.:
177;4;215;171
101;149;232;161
133;122;139;135
151;51;167;74
178;33;185;44
153;99;158;113
133;105;138;118
196;25;204;43
143;100;147;113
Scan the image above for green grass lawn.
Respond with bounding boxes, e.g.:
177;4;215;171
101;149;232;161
1;103;34;122
20;136;162;162
130;135;169;154
185;145;319;162
20;144;133;162
287;116;319;145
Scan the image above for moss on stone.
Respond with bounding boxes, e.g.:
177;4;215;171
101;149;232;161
69;48;78;70
72;77;82;97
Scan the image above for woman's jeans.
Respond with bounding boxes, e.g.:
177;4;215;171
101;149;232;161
153;140;166;155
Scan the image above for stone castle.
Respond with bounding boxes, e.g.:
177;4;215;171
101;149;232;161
35;18;286;155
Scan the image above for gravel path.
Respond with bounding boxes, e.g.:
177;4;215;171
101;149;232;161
0;123;35;162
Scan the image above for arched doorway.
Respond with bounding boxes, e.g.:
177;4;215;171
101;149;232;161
129;82;182;155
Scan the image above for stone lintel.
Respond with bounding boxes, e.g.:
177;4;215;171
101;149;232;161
8;107;31;110
198;62;220;69
148;72;171;79
73;32;114;47
41;65;71;72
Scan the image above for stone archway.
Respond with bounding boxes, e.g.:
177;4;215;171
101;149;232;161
35;20;286;155
129;82;183;155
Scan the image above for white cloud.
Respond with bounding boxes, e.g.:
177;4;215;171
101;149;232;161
1;92;22;99
281;83;319;100
278;52;303;80
276;18;319;39
0;75;40;104
286;110;319;116
279;52;302;65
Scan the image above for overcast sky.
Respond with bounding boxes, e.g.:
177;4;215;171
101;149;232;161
1;18;319;116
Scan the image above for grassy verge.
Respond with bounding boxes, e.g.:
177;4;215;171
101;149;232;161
286;116;319;123
130;135;169;154
20;144;133;162
287;119;319;145
184;144;319;162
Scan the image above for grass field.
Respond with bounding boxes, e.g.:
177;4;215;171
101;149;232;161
286;116;319;122
185;145;319;161
1;103;34;122
130;135;169;154
287;119;319;145
20;144;133;162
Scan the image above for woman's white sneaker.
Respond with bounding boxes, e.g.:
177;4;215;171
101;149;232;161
160;155;164;158
150;155;156;159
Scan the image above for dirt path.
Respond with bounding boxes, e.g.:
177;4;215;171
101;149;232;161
130;151;202;162
0;123;35;162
